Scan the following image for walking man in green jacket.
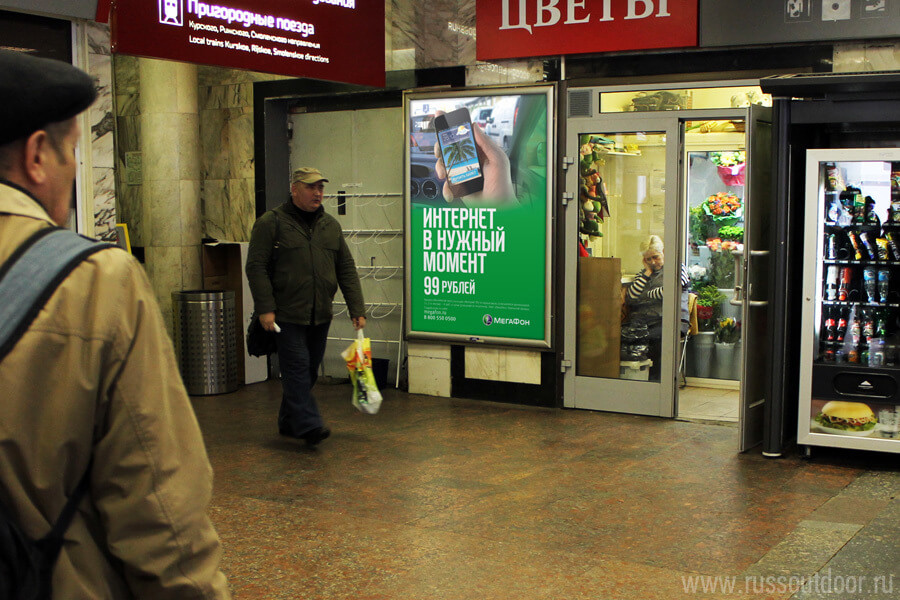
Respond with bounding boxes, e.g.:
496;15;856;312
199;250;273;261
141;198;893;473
246;167;366;446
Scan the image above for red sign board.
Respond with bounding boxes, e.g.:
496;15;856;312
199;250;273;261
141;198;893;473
111;0;384;87
476;0;698;60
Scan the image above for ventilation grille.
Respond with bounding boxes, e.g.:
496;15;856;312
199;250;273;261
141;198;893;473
568;90;593;118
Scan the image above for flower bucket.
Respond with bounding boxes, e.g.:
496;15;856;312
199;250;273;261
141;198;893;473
713;342;740;380
697;305;714;320
717;163;745;186
690;332;715;378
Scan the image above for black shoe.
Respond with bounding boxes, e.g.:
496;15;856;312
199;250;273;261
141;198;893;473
301;426;331;447
278;427;302;440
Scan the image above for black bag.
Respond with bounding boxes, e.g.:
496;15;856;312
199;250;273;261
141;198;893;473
245;212;281;358
0;470;90;600
247;314;277;356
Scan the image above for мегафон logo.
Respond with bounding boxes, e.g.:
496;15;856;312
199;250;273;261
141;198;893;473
483;314;493;326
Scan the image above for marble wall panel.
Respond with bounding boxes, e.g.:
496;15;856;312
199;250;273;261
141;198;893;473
113;55;140;95
177;113;202;181
181;244;202;291
389;0;474;69
197;65;288;87
181;179;203;246
84;21;117;240
408;355;452;397
88;52;114;169
202;178;255;242
834;42;900;72
85;21;110;56
141;112;180;181
145;178;183;247
116;185;143;247
390;0;417;63
201;179;228;240
144;245;183;333
92;167;117;242
200;107;254;181
465;347;541;384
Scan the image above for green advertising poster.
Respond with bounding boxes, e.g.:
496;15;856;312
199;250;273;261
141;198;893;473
406;88;552;346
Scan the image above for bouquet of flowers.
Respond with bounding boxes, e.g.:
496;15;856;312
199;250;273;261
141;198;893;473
709;151;745;167
710;151;746;185
703;192;742;223
715;317;740;344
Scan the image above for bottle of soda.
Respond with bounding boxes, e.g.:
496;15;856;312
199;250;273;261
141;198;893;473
864;313;875;342
838;267;852;301
825;308;837;342
876;312;888;338
864;267;878;303
878;269;890;303
837;308;849;342
850;317;861;345
826;265;839;300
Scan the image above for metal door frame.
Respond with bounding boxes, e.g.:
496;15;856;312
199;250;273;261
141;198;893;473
563;111;682;417
562;86;773;443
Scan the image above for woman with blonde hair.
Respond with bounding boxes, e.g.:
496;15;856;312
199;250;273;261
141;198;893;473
624;235;690;379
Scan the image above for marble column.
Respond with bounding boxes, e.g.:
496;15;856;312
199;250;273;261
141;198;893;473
139;58;203;332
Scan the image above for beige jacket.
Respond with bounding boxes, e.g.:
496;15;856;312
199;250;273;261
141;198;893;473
0;182;231;598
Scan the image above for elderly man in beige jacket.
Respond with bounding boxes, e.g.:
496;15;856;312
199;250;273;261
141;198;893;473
0;50;231;598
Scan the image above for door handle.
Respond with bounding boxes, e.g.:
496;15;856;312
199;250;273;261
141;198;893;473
730;249;744;306
745;248;769;308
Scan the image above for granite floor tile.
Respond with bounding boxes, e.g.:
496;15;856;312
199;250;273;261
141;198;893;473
190;381;896;599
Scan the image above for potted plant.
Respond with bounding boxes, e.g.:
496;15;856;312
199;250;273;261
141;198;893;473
717;225;744;243
695;285;726;330
715;317;740;344
689;206;714;250
707;249;736;290
714;317;741;380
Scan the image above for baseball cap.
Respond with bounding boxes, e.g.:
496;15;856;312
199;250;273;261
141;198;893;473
291;167;329;185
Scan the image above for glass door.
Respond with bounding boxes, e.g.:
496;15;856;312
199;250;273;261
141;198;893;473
564;116;681;416
680;118;747;418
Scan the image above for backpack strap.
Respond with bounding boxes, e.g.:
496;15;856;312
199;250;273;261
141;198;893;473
33;459;93;575
0;227;114;363
0;228;111;591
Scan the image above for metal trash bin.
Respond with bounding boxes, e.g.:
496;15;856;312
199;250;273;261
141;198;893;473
172;290;238;395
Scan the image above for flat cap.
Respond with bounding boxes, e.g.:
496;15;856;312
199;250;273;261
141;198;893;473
0;49;96;146
291;167;329;185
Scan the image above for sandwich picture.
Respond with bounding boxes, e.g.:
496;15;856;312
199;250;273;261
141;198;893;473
814;401;878;433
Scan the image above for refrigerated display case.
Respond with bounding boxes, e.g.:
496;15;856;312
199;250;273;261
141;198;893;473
799;149;900;454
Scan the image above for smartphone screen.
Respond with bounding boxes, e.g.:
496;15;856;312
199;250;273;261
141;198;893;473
433;108;484;197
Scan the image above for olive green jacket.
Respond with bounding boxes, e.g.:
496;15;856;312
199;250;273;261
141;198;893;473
246;202;365;325
0;182;230;598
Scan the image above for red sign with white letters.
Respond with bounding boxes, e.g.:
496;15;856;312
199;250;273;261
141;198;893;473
111;0;384;86
476;0;698;60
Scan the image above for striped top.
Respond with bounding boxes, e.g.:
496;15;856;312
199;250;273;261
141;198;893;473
626;264;690;302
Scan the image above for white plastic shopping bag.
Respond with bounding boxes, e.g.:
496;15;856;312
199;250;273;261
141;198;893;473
340;329;383;414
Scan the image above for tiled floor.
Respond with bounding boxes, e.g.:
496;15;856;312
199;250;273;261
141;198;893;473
678;383;740;422
193;380;900;600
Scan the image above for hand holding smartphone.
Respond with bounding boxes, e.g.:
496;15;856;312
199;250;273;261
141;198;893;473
432;108;485;198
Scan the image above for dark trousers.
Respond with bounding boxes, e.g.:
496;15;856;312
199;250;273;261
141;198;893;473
276;321;331;436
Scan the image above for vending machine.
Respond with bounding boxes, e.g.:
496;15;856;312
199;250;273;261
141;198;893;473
799;148;900;454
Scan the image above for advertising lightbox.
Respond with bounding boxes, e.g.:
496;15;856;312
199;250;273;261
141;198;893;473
404;86;554;348
111;0;384;87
